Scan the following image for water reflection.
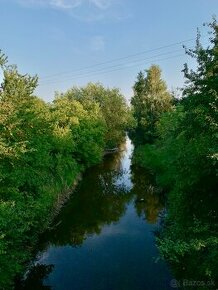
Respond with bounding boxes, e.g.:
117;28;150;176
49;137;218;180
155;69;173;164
16;264;54;290
131;166;164;224
39;144;133;248
17;137;171;290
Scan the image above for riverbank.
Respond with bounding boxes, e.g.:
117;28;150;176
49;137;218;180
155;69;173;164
0;54;131;289
4;168;82;290
47;173;83;227
12;171;83;286
11;147;125;289
16;137;172;290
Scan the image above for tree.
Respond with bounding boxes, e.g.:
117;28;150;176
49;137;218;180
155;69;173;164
0;53;129;288
134;20;218;282
131;65;172;143
55;83;130;148
131;19;218;282
0;57;56;287
52;95;106;167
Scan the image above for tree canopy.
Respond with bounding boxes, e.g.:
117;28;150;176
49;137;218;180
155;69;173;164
131;65;172;143
55;83;130;148
132;20;218;282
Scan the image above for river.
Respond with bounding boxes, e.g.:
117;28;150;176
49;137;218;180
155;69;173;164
17;136;173;290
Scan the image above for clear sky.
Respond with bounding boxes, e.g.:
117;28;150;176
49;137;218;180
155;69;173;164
0;0;217;102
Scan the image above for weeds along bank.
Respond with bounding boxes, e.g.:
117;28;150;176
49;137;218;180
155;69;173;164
0;52;130;289
130;20;218;283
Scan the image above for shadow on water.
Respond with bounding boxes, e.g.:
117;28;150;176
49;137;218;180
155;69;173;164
16;137;173;290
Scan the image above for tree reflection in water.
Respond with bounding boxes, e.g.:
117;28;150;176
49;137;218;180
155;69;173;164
39;148;133;248
17;138;168;289
16;264;54;290
131;165;164;224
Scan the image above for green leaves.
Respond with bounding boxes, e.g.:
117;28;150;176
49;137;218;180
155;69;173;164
0;50;8;68
156;21;218;281
54;83;130;148
131;65;173;143
132;20;218;282
0;51;129;288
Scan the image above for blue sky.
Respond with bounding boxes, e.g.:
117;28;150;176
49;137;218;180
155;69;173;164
0;0;217;102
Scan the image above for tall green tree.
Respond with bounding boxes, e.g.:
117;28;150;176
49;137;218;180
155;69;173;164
157;21;218;280
0;58;55;288
52;95;106;167
131;65;172;143
133;20;218;282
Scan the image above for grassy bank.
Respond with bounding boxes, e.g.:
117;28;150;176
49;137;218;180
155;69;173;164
1;162;82;289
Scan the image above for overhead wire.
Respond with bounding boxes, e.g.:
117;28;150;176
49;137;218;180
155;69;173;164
39;37;196;81
39;53;185;86
38;36;207;86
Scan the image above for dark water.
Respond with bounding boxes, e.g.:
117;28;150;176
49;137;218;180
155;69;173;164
18;137;173;290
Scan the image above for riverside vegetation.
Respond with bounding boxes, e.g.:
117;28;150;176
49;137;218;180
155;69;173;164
0;54;130;288
0;19;217;290
131;20;218;285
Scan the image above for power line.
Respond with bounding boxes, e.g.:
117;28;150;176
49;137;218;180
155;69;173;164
40;37;196;81
39;53;185;86
39;48;184;85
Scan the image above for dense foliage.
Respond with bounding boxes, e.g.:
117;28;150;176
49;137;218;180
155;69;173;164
132;21;218;285
131;65;172;143
0;53;129;289
55;83;130;148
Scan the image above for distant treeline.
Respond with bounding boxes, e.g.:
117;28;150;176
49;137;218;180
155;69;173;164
131;20;218;284
0;53;130;289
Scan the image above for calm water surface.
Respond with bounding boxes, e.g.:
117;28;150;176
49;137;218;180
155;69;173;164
18;137;173;290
